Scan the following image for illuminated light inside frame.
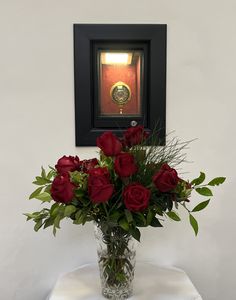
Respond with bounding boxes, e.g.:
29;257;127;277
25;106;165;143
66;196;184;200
101;52;133;65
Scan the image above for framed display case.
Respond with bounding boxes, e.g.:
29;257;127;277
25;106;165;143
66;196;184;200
74;24;167;146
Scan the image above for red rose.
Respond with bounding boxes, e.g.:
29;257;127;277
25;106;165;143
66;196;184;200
124;125;149;147
88;167;114;203
51;173;75;204
55;155;80;174
153;163;179;192
88;167;110;179
97;131;122;156
123;183;150;212
80;158;98;173
114;153;138;177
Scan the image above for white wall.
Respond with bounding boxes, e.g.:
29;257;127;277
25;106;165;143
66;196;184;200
0;0;235;299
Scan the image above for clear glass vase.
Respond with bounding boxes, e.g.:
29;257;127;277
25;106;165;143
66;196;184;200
94;223;137;299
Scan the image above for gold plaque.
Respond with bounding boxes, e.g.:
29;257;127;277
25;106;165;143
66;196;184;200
110;81;131;114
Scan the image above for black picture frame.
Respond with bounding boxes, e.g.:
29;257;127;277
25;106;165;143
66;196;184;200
74;24;167;146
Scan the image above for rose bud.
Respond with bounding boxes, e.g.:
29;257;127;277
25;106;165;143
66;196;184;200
114;153;138;177
55;155;80;174
153;163;179;192
123;183;150;212
124;125;149;147
80;158;98;173
96;131;122;156
51;173;75;204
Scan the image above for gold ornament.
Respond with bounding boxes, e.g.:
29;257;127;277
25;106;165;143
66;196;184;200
110;81;131;114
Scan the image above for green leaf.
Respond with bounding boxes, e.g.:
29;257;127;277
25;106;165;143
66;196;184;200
64;205;77;217
75;189;85;198
75;210;83;220
44;185;52;194
73;210;83;224
44;217;55;229
49;165;56;171
191;172;205;186
119;218;129;231
85;216;93;222
41;166;47;179
34;220;43;232
34;213;48;221
29;186;44;200
58;205;65;215
147;209;154;225
195;187;213;197
24;212;40;220
35;192;52;202
71;199;80;206
47;169;55;180
50;204;59;217
192;199;210;212
79;197;91;207
130;227;141;242
155;206;164;216
75;218;83;225
54;215;63;229
53;225;57;236
189;214;198;236
24;214;33;221
125;209;133;224
166;211;181;221
208;177;226;186
150;217;163;227
33;177;51;185
109;211;121;223
133;212;146;227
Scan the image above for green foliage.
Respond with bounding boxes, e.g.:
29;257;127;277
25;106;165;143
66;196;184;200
64;205;77;217
119;218;129;231
191;172;205;186
73;210;84;224
54;215;63;229
24;212;40;221
130;227;141;242
192;200;210;212
133;212;146;227
208;177;226;186
109;211;122;224
70;171;88;190
195;187;213;197
150;217;163;227
44;218;54;229
25;132;226;240
30;168;55;203
35;192;52;202
189;214;198;236
166;211;181;221
153;194;173;212
33;177;51;185
50;203;60;217
34;220;43;232
146;209;155;225
29;187;44;199
125;209;133;224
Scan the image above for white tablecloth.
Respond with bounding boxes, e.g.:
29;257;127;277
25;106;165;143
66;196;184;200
47;262;202;300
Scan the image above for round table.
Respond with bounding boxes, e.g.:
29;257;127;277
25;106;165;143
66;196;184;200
47;262;202;300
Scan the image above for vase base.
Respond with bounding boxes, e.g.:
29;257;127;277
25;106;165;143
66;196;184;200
102;287;133;299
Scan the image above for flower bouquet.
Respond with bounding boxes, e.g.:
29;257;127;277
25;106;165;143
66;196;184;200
25;126;225;299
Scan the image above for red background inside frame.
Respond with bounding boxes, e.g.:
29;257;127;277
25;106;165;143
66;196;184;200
99;58;141;116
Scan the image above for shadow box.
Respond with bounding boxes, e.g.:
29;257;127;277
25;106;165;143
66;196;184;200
74;24;167;146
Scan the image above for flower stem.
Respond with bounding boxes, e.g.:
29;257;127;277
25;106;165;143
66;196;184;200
102;203;109;218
